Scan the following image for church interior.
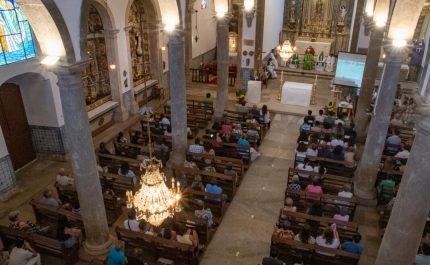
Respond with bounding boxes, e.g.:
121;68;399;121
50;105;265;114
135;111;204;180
0;0;429;264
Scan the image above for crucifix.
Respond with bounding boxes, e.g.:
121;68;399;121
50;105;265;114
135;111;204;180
254;47;266;75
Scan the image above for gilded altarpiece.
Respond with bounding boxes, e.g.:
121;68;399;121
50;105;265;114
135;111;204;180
282;0;354;55
83;5;112;109
128;1;152;87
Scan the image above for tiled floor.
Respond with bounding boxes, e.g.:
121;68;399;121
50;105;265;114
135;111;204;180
0;80;383;265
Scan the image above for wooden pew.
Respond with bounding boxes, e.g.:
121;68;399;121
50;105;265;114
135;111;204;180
115;226;197;265
200;138;252;168
284;189;357;220
299;156;356;178
287;167;353;196
99;171;140;197
97;153;142;176
271;235;360;265
185;151;245;185
182;189;226;220
387;125;415;143
186;99;214;116
29;199;61;226
129;129;172;149
57;208;85;232
164;106;208;129
113;141;142;159
0;225;79;265
279;210;359;244
377;185;398;206
173;211;212;245
28;232;80;265
54;182;122;226
172;165;236;201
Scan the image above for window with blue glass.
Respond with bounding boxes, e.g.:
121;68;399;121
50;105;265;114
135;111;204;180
0;0;36;66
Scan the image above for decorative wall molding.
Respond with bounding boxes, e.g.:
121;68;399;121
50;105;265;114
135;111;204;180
123;90;132;112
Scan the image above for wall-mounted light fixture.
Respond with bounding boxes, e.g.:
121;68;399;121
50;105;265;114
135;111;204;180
41;56;59;65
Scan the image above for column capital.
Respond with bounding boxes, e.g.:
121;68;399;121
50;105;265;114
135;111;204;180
102;29;120;39
46;60;91;76
124;26;133;33
167;30;185;42
382;42;410;61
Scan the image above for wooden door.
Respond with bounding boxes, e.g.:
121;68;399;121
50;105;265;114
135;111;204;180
0;83;36;170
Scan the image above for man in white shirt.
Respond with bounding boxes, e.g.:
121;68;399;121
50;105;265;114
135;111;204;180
394;144;410;159
9;239;41;265
390;113;404;126
315;109;325;123
335;184;353;205
159;114;170;129
56;168;74;186
124;209;141;232
330;135;345;147
334;116;345;126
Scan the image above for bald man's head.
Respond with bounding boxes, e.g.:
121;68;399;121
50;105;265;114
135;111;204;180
58;168;67;176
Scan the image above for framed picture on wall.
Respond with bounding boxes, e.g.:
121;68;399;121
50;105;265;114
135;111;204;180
201;0;207;9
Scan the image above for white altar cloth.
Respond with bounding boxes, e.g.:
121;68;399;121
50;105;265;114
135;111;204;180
295;40;331;55
247;81;261;104
281;81;313;107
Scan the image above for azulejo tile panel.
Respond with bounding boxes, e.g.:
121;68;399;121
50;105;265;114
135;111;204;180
29;125;67;155
0;155;16;195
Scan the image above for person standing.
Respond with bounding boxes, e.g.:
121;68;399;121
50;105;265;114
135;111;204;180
260;105;271;129
108;240;127;265
9;239;41;265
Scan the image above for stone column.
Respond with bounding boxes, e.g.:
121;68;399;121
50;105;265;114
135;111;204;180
354;46;405;200
124;26;141;114
166;30;187;166
354;27;384;138
375;105;430;264
53;61;114;255
103;29;130;122
214;17;230;118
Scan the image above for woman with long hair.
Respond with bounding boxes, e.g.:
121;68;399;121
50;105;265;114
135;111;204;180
315;225;340;256
294;224;315;244
260;105;271;129
118;161;137;184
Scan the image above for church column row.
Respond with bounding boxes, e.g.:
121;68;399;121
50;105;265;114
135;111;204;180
376;105;430;264
54;62;114;256
354;46;405;199
215;16;230;118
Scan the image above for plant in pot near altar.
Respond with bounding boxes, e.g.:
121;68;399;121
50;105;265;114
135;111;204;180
323;102;334;115
236;89;247;103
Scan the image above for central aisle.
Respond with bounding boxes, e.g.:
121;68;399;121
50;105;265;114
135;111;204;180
200;114;302;265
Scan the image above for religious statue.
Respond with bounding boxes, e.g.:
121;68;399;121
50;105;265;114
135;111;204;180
410;40;425;66
325;55;335;72
303;54;314;70
314;0;323;22
290;1;296;22
267;58;277;78
289;53;299;69
340;5;347;22
135;31;143;56
315;51;325;71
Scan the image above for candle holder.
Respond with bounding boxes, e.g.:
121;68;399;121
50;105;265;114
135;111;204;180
310;75;317;105
277;72;284;101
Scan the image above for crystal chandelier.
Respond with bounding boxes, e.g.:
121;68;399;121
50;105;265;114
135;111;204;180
126;107;181;227
278;39;295;62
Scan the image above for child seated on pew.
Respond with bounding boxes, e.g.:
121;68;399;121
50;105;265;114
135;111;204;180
273;220;294;239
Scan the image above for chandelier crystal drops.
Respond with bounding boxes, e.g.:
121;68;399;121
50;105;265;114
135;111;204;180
126;107;181;227
278;39;295;62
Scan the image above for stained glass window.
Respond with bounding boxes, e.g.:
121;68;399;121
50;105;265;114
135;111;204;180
0;0;36;66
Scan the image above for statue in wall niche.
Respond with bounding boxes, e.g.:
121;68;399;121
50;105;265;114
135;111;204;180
314;0;323;23
290;1;296;22
325;55;335;72
136;31;143;56
339;5;347;22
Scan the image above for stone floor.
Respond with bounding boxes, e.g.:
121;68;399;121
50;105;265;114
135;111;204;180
0;79;383;264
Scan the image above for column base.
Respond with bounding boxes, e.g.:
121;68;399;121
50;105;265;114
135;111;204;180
113;106;130;122
130;100;140;114
354;184;377;200
82;234;115;257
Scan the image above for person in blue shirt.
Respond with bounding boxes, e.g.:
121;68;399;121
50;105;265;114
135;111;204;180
385;129;402;153
299;117;311;132
415;243;430;265
118;161;137;185
108;240;127;265
205;178;226;202
341;233;364;255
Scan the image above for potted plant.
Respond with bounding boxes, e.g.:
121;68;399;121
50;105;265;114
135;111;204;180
236;89;246;103
323;101;334;115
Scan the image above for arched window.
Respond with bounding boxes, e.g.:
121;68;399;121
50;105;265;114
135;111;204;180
0;0;36;66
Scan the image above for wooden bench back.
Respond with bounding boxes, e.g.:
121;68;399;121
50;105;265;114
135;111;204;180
29;199;61;224
294;155;355;178
172;165;236;200
97;152;142;176
185;151;244;183
173;211;211;245
287;167;352;195
183;189;226;220
99;172;139;195
200;138;252;168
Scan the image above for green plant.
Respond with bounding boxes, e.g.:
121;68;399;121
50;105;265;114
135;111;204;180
236;89;246;101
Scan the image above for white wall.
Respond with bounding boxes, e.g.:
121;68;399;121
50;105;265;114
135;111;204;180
0;128;8;158
191;0;217;58
241;12;256;68
262;0;284;56
53;0;84;61
355;20;370;53
0;58;64;127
